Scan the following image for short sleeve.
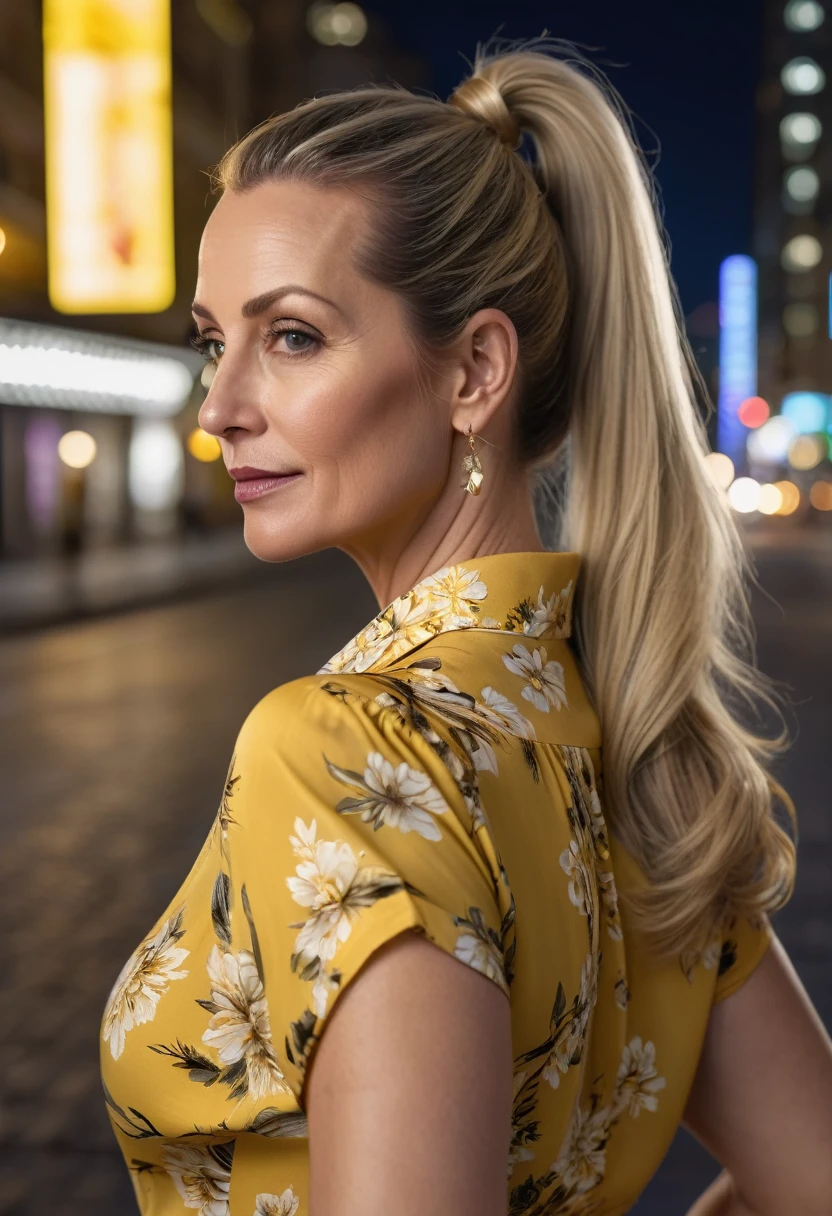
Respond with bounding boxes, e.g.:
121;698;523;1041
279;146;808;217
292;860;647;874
221;674;510;1111
712;911;775;1005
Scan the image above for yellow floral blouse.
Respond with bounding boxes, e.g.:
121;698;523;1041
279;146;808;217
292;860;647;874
100;550;774;1216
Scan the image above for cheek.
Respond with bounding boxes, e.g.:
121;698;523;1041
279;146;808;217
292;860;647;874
274;363;446;509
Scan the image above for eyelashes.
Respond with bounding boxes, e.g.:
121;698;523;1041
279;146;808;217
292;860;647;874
189;322;321;365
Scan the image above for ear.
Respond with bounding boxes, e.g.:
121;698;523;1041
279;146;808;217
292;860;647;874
447;308;519;438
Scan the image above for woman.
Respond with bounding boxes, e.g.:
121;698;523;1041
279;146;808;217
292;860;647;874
99;38;832;1216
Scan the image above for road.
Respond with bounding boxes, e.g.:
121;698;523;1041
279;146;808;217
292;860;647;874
0;535;829;1214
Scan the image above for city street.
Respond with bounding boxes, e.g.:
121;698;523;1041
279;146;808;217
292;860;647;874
1;535;830;1215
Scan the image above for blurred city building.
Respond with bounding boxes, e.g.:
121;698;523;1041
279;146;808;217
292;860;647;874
0;1;425;565
733;0;832;521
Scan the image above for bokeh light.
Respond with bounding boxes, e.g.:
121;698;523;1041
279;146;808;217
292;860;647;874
784;165;820;202
747;415;795;463
792;437;824;470
788;434;825;470
0;227;6;256
757;483;784;515
780;112;822;161
774;480;801;515
809;481;832;510
129;419;184;511
781;57;826;96
57;429;96;469
200;362;216;389
781;233;823;271
784;0;825;32
727;477;761;513
783;302;819;336
307;2;367;46
187;427;222;462
738;396;770;428
704;452;735;489
781;390;829;433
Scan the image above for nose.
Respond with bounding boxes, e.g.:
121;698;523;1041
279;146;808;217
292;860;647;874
197;360;264;440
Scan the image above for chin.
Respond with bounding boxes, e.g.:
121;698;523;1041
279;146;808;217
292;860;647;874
241;515;328;565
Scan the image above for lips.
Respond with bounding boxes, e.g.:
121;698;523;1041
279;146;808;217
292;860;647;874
228;466;296;481
232;472;302;503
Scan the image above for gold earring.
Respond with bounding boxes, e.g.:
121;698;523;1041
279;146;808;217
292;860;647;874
461;424;484;495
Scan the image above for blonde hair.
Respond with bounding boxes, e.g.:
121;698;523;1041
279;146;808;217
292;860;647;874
210;35;797;962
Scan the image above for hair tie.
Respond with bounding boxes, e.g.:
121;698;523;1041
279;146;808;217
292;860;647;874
448;76;521;150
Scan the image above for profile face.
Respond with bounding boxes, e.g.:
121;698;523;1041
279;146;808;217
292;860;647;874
195;180;450;565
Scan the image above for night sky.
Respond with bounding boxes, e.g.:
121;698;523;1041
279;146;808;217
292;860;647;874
364;0;765;318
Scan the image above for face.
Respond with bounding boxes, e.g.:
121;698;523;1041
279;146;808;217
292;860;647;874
195;180;452;568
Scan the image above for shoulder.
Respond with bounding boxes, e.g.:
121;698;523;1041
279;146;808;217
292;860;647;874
231;671;472;834
236;672;399;752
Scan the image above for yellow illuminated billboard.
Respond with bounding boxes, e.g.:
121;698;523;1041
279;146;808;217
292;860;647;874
43;0;175;313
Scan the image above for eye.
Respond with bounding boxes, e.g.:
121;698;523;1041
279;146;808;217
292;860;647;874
189;331;224;363
270;323;319;357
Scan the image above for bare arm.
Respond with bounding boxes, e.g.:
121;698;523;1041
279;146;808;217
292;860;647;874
305;928;513;1216
682;932;832;1216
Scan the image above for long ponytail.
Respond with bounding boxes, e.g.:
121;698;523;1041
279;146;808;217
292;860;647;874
482;38;797;958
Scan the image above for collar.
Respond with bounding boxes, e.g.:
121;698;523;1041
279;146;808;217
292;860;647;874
318;550;580;675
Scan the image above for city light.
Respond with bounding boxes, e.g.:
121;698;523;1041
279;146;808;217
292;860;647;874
737;396;770;428
784;165;820;202
781;233;823;271
717;255;758;465
784;0;825;31
704;452;735;489
42;0;175;313
187;427;222;462
129;419;184;510
747;415;795;463
781;57;826;96
727;477;761;513
307;2;368;46
788;434;825;470
58;429;97;469
0;319;198;416
779;112;822;160
758;483;784;515
774;481;801;515
783;301;818;336
781;390;829;433
810;481;832;510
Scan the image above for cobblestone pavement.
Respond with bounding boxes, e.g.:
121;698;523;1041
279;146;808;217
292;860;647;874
1;539;829;1215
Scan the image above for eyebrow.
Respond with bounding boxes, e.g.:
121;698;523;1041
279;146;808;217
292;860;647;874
191;284;343;323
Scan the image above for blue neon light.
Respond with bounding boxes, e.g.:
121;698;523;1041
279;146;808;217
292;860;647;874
718;255;758;464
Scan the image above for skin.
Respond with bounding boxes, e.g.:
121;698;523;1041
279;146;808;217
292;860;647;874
195;181;832;1215
682;935;832;1216
195;179;543;611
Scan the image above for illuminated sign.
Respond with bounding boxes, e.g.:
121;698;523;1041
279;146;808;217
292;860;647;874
43;0;175;313
0;318;198;416
718;255;758;465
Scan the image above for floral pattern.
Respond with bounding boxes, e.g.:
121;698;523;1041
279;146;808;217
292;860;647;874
503;643;569;712
102;907;190;1061
254;1189;300;1216
324;750;449;840
161;1141;233;1216
200;944;289;1100
100;551;770;1216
